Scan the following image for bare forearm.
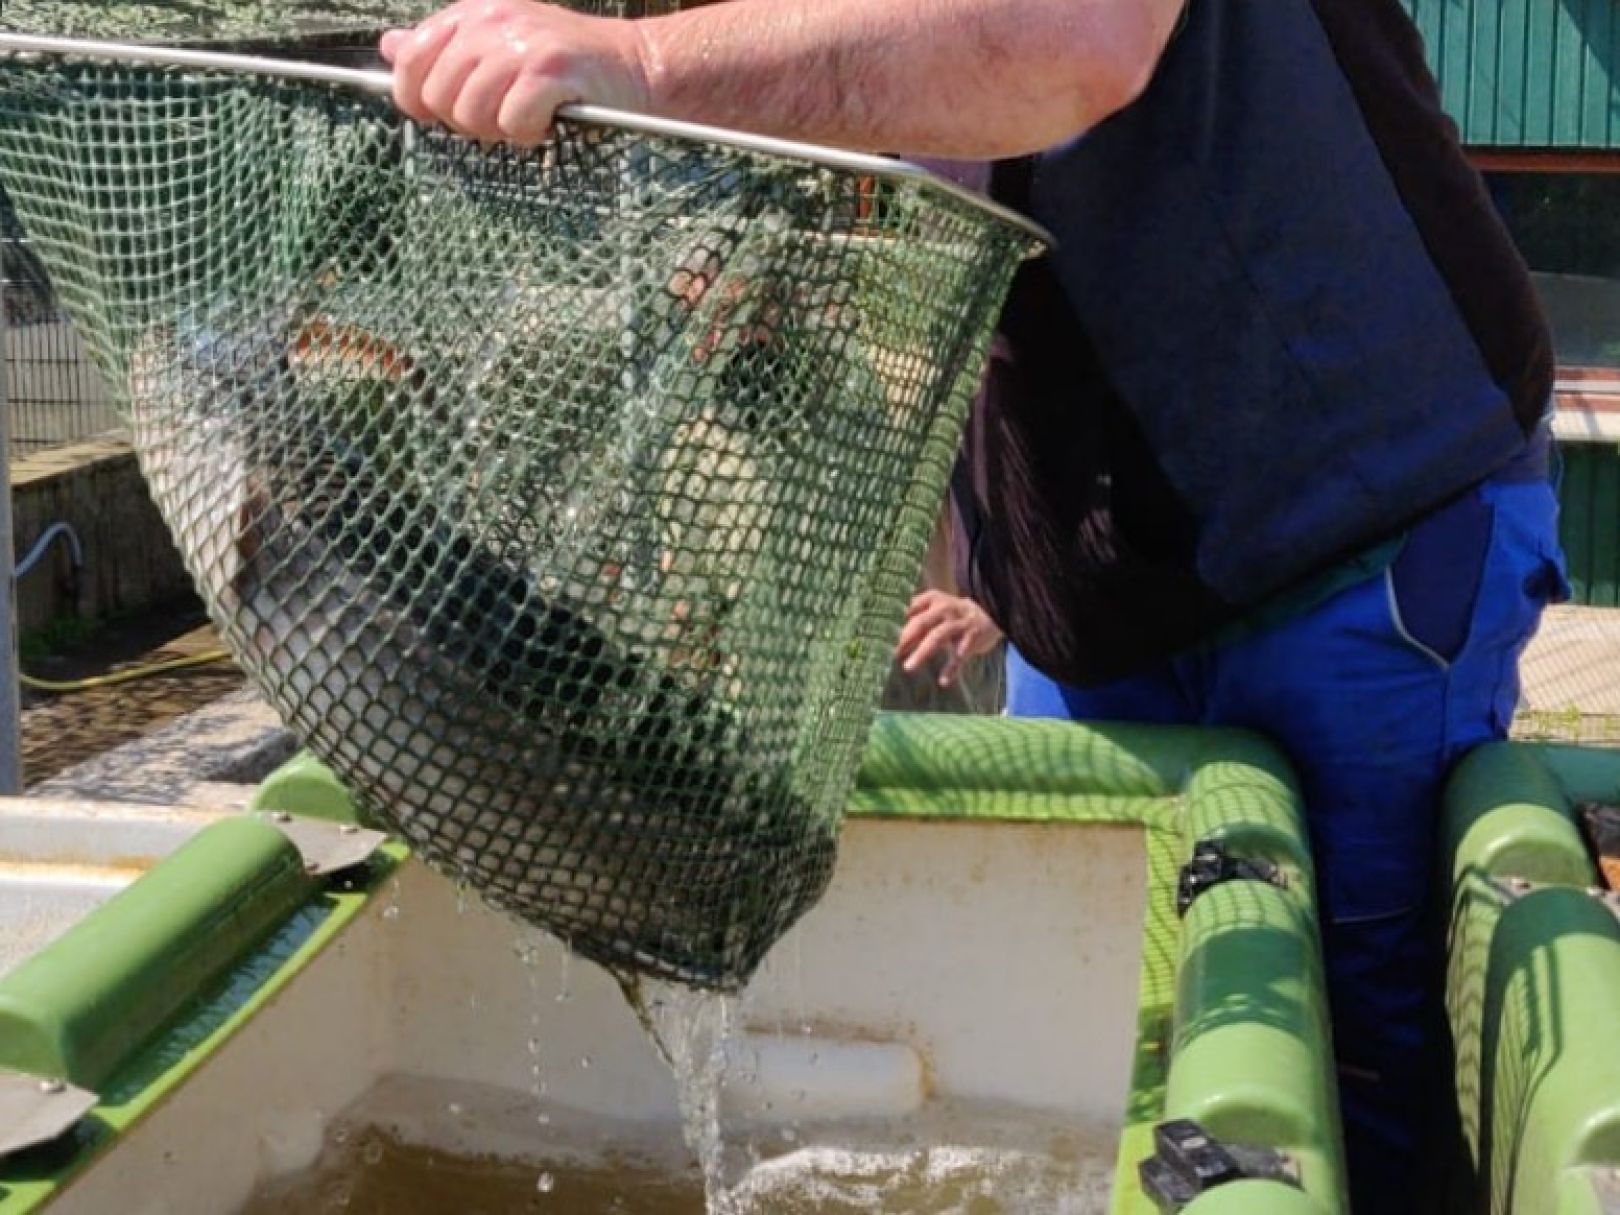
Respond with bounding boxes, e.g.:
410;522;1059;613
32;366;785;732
382;0;1183;158
638;0;1181;157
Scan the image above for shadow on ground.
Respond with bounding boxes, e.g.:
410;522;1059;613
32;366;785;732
19;601;244;787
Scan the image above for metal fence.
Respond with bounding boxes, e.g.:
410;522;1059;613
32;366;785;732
1;196;123;458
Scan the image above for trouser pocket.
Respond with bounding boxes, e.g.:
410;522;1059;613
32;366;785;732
1386;488;1494;668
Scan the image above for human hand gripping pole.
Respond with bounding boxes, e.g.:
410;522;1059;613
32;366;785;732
379;0;649;146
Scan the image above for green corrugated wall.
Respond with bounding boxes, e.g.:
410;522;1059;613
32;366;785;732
1402;0;1620;149
1557;441;1620;606
1395;1;1620;603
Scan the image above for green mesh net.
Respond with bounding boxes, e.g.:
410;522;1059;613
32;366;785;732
0;0;705;45
3;2;444;46
0;30;1037;988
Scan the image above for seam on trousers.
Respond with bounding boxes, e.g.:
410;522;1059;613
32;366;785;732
1383;568;1451;672
1330;902;1422;927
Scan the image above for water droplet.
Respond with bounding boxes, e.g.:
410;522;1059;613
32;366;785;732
526;1037;541;1055
333;1128;349;1145
578;1055;592;1070
536;1113;551;1126
536;1172;555;1194
381;905;400;921
362;1140;384;1165
447;1102;464;1118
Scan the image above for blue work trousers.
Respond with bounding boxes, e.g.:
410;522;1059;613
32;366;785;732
1006;470;1568;1213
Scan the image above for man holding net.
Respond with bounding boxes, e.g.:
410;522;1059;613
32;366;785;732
381;2;1565;1209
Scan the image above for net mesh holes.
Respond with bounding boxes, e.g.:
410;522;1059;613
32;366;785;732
0;39;1036;987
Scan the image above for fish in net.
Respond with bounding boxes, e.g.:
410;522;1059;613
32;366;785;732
0;30;1042;987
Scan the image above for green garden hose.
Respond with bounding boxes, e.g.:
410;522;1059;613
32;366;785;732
19;649;233;694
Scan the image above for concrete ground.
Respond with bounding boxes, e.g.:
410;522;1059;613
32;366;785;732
19;610;246;787
1516;605;1620;745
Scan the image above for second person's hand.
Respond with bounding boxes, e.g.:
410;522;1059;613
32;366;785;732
895;589;1004;688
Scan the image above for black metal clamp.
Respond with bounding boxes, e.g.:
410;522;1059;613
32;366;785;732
1139;1119;1301;1212
1176;838;1286;917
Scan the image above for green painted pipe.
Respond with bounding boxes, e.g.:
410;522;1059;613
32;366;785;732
1528;742;1620;807
1556;1166;1620;1215
1167;879;1344;1211
847;713;1339;1215
1447;866;1514;1169
1182;1179;1335;1215
1442;742;1595;889
854;712;1187;802
1477;888;1620;1215
1180;752;1315;897
0;817;315;1089
1441;743;1620;1213
851;712;1299;829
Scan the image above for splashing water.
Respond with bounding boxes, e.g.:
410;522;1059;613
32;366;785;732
244;1106;1117;1215
623;979;740;1215
243;930;1115;1213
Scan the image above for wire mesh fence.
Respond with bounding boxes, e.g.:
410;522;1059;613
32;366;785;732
1515;620;1620;744
2;193;123;456
1515;431;1620;746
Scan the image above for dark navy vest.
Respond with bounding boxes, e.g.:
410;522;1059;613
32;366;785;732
952;0;1552;686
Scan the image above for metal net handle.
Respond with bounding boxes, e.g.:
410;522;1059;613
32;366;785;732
0;30;1052;250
